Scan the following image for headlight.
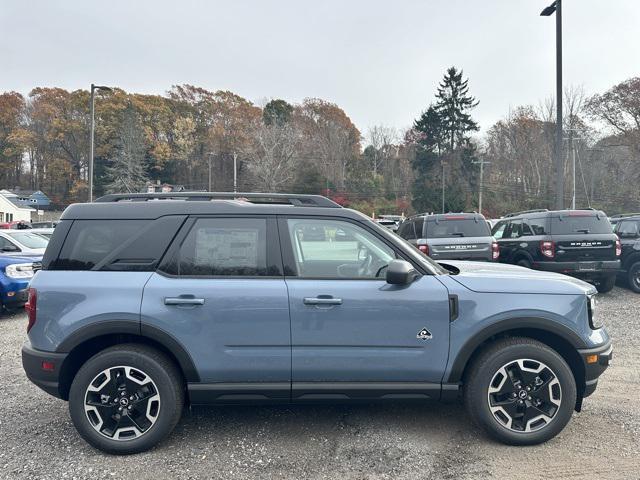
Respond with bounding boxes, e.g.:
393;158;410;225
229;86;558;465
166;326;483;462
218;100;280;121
5;263;35;279
587;294;602;330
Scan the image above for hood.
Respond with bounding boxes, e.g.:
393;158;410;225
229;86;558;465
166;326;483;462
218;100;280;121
440;260;596;295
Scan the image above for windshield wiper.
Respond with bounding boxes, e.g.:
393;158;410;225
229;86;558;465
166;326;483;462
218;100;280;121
450;232;465;237
576;229;590;234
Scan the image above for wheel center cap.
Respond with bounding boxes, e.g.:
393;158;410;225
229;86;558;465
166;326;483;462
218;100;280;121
120;397;129;406
518;390;528;399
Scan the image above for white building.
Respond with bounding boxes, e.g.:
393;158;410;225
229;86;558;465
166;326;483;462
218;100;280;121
0;191;36;223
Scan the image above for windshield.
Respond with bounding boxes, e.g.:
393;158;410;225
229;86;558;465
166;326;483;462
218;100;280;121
550;215;612;235
6;232;49;249
427;219;490;238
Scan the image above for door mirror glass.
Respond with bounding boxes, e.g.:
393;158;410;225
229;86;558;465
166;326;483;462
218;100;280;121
2;244;19;252
386;259;419;285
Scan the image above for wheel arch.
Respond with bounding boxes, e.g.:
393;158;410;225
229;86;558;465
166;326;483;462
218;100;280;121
513;250;534;265
448;321;586;400
623;252;640;271
57;323;199;401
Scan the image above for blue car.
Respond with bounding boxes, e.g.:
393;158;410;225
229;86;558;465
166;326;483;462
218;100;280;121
22;192;612;454
0;254;39;310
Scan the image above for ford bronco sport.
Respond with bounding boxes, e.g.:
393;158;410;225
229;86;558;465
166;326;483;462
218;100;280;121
397;212;498;261
492;209;620;293
22;193;612;454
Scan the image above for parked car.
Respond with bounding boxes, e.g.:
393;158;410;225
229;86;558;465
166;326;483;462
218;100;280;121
609;213;640;231
31;221;59;228
492;209;620;293
397;212;498;262
28;227;55;240
375;218;399;232
0;255;38;310
23;192;611;454
0;220;32;229
0;230;49;256
613;215;640;292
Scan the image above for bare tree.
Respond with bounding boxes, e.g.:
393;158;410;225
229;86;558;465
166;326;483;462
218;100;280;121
244;121;301;192
366;125;398;176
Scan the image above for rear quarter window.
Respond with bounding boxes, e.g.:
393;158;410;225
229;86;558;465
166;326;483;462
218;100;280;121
49;216;185;271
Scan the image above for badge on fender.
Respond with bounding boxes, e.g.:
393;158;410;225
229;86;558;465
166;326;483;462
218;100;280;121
417;328;432;340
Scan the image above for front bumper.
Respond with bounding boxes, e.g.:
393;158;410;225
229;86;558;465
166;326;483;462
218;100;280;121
534;260;620;278
578;339;613;398
22;341;68;399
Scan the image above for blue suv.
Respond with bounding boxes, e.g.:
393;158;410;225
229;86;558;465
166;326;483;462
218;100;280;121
22;193;612;454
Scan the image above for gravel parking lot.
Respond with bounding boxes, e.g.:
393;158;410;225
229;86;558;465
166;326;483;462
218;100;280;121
1;286;639;480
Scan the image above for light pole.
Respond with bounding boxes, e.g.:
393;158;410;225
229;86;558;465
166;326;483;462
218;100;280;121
541;0;564;210
89;84;112;202
233;152;238;193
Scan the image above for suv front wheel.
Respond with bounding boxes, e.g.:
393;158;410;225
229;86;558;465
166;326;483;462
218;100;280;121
69;344;184;454
464;337;576;445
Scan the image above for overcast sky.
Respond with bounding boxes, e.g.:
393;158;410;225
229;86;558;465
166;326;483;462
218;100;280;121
2;0;638;136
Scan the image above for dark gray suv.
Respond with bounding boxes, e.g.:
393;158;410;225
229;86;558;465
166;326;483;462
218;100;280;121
397;213;498;262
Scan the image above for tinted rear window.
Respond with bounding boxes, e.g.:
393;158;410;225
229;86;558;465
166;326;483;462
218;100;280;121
550;215;612;235
427;219;490;238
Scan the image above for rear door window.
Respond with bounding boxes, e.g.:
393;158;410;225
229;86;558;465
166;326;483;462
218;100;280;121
550;215;612;235
427;218;490;238
166;217;282;277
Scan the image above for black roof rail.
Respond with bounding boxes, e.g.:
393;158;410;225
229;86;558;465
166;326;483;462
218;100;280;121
95;192;342;208
503;209;549;218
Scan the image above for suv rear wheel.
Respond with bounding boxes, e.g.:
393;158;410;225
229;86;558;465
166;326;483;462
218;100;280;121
627;262;640;293
464;337;576;445
69;344;184;454
596;275;616;294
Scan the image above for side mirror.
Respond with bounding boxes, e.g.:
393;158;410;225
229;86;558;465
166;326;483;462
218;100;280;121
386;259;419;285
2;244;19;252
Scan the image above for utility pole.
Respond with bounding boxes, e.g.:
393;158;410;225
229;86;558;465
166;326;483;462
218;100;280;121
441;161;446;214
88;84;112;202
541;0;564;209
233;152;238;193
472;159;491;215
207;152;214;192
571;140;576;209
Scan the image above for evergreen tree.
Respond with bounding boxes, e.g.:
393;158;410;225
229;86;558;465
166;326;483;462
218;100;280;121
434;67;479;151
105;104;149;193
263;99;293;126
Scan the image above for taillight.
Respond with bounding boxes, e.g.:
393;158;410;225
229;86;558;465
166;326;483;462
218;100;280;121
418;244;429;255
25;288;37;333
492;242;500;260
615;237;622;256
540;241;555;259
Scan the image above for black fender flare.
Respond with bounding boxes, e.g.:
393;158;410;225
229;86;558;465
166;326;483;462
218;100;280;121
57;320;200;383
445;316;586;384
623;252;640;272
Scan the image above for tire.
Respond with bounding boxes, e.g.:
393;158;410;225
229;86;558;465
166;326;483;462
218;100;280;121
463;337;576;445
69;344;184;454
516;258;532;269
627;262;640;293
596;275;616;294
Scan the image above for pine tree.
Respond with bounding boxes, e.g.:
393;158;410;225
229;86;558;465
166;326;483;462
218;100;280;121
105;105;149;193
434;67;479;151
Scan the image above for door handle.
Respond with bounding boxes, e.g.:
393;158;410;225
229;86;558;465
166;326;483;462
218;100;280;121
303;297;343;306
164;296;205;306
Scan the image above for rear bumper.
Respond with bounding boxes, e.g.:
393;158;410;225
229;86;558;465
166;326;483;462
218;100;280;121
578;339;613;398
21;341;67;399
533;260;620;278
